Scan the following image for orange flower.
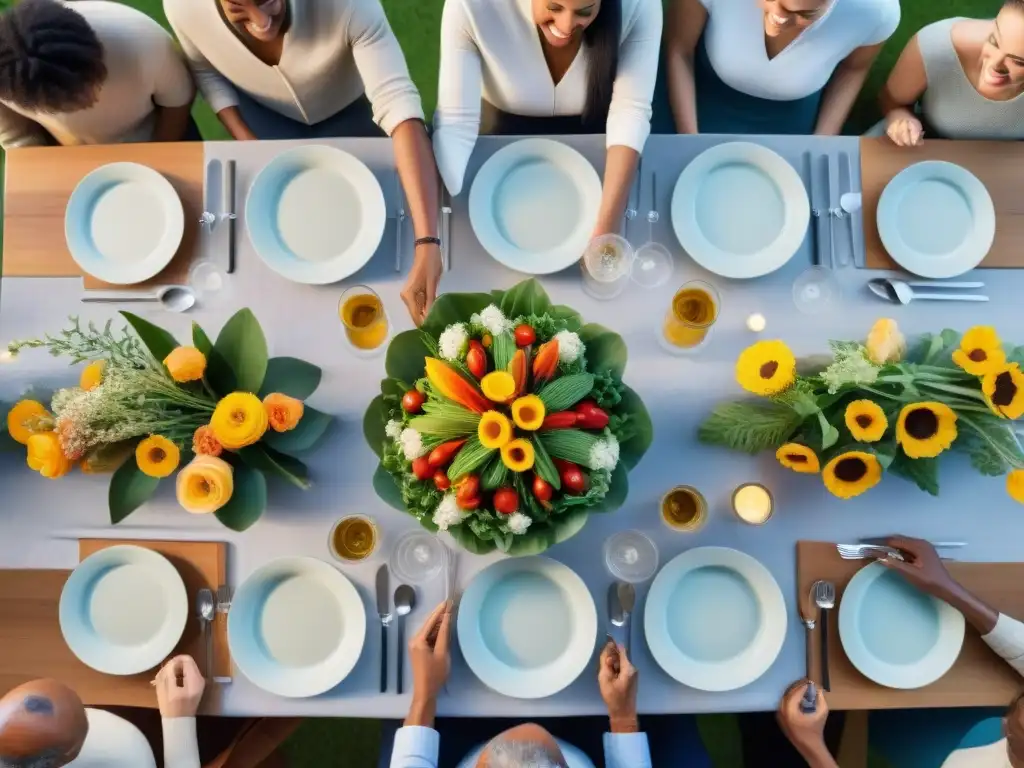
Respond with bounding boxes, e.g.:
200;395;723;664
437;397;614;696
163;346;207;383
192;425;224;457
79;361;105;391
264;393;304;432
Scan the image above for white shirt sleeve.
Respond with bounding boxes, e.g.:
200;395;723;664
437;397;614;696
604;732;653;768
389;725;440;768
605;0;661;154
0;103;49;148
431;0;482;196
144;24;196;108
982;613;1024;678
165;17;239;114
347;0;425;135
865;1;901;46
161;717;201;768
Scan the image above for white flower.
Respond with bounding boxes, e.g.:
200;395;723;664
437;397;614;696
469;312;482;327
399;427;426;460
385;419;403;440
589;435;620;472
507;512;532;535
438;323;469;362
478;305;511;336
432;494;465;531
554;330;585;363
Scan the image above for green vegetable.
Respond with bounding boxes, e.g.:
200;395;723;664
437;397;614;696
409;412;480;440
491;332;516;370
481;456;509;490
447;437;494;481
697;401;803;455
530;435;561;490
539;429;601;468
538;373;594;412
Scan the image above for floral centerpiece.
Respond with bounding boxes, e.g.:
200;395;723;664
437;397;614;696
5;310;333;530
699;319;1024;503
364;279;652;555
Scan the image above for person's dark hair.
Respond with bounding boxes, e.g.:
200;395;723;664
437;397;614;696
0;0;106;112
581;0;621;128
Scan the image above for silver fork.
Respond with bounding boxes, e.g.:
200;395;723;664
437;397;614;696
393;171;406;272
836;543;905;561
440;185;452;272
214;585;233;684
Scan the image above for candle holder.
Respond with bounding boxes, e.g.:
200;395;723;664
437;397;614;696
731;483;775;526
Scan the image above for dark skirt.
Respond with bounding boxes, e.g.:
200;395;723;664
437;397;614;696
236;92;385;140
480;101;597;136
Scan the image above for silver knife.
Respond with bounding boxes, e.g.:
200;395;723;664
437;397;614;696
804;152;819;268
836;153;851;268
617;582;636;661
845;152;865;268
624;156;642;241
376;565;391;693
859;537;966;549
201;160;220;236
393;171;405;273
817;155;833;269
440;184;452;272
221;160;237;274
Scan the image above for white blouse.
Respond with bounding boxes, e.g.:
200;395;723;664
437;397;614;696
163;0;423;135
698;0;900;101
432;0;662;195
68;709;198;768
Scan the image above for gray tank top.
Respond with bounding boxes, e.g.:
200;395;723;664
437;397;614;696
920;17;1024;140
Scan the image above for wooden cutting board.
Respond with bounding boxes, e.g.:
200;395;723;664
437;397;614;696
0;540;228;712
1;143;204;289
860;137;1024;270
797;540;1024;709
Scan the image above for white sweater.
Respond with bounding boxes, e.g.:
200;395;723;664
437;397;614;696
163;0;423;135
0;1;194;148
432;0;662;195
69;709;198;768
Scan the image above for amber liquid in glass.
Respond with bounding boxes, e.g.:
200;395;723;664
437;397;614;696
663;286;718;349
340;293;388;351
331;516;378;561
661;486;708;532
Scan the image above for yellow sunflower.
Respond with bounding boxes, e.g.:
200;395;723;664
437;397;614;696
1007;470;1024;505
775;443;820;473
736;340;796;396
822;451;882;499
951;327;1006;376
982;364;1024;420
896;402;958;459
135;435;181;478
845;400;888;443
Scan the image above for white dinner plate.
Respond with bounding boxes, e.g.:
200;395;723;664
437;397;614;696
59;545;188;676
457;556;597;699
469;138;601;274
670;142;809;279
876;161;995;278
228;557;365;698
839;563;964;689
65;162;184;285
246;145;386;284
645;547;787;691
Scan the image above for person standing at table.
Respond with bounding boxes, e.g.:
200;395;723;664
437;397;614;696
661;0;900;135
162;0;444;326
0;0;196;149
878;1;1024;147
431;0;662;241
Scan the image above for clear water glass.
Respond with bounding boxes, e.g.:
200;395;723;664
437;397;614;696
632;242;674;289
582;234;635;300
389;530;445;584
792;266;841;315
188;260;233;308
604;530;659;584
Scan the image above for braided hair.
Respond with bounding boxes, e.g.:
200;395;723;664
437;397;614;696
0;0;106;113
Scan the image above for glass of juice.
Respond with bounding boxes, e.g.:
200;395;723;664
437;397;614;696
329;515;379;563
582;234;635;300
661;280;720;353
339;285;389;353
661;486;708;533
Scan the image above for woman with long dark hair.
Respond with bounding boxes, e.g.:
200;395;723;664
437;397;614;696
433;0;661;237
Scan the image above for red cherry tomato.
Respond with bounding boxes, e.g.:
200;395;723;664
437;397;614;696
493;487;519;514
514;324;536;347
402;390;425;413
455;474;481;504
561;466;587;494
433;471;451;491
411;456;432;481
532;475;553;502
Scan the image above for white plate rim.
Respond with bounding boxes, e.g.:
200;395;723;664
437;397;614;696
245;145;386;285
457;556;597;699
670;142;809;279
839;562;965;689
58;545;188;676
64;162;184;286
644;546;787;691
876;160;995;279
468;138;602;275
227;556;366;698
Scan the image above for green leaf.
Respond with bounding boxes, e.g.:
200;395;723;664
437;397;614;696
957;414;1024;477
373;463;406;510
617;384;653;471
538;374;595;412
549;304;583;332
214;309;268;393
214;463;267;531
818;412;840;450
422;292;494;338
499;279;552;320
364;395;390;459
591;464;629;513
450;523;497;555
191;322;235;398
506;509;590;556
385;330;430;383
109;458;160;524
578;324;627;378
238;445;310;489
1006;345;1024;368
889;454;940;496
121;311;178;363
530;435;561;490
264;406;333;454
258;357;322;400
698;401;804;455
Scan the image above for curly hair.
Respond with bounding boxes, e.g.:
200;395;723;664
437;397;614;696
0;0;107;112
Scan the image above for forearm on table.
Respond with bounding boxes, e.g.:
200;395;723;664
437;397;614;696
152;103;194;142
593;145;639;236
392;119;440;240
405;696;437;728
217;106;256;141
814;64;870;136
938;581;999;635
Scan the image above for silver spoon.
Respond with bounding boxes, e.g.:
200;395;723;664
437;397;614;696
814;580;836;692
868;277;988;305
82;285;196;312
394;584;416;695
196;588;216;679
607;582;624;634
617;582;636;661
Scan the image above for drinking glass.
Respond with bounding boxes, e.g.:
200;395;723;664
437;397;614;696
329;515;379;563
604;530;659;583
732;483;775;526
188;260;233;308
632;242;674;289
582;234;634;300
389;530;445;584
792;266;841;315
661;486;708;533
339;285;389;354
660;280;720;354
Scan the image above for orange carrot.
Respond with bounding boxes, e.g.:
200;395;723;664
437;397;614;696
424;358;491;413
507;349;527;397
532;340;560;382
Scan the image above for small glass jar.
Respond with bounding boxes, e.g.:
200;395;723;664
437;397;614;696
731;483;775;526
582;234;635;300
604;530;659;584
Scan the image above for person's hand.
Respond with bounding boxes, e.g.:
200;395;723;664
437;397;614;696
401;245;442;326
598;640;638;732
409;601;451;704
886;115;924;147
777;680;829;761
154;655;205;718
879;536;957;599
